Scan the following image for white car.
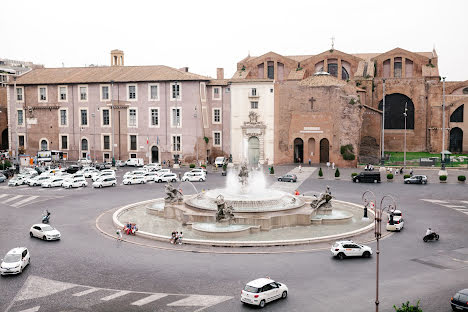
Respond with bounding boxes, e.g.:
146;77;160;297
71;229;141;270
155;169;172;177
78;167;99;178
331;241;373;260
92;171;115;182
143;163;162;171
386;210;404;231
92;176;117;188
29;224;61;240
123;170;146;179
190;168;207;175
41;177;65;188
241;278;288;308
8;176;27;186
27;175;51;186
0;247;30;275
126;158;144;167
123;176;146;185
214;156;226;168
143;172;159;182
77;158;92;165
62;178;88;188
182;172;206;182
155;173;178;183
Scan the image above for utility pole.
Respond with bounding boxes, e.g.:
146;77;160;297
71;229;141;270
403;102;407;168
381;79;386;165
441;77;446;169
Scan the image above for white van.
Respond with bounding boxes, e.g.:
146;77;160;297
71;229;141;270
126;158;144;167
214;157;226;168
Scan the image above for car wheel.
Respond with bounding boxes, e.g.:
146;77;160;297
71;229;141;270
337;252;345;260
423;237;428;242
363;251;371;258
259;300;266;308
42;236;47;240
374;179;377;183
199;178;203;182
99;185;103;188
282;291;288;299
435;234;439;240
290;179;293;183
112;183;116;187
278;178;282;182
158;180;162;183
423;181;427;184
29;232;33;238
356;179;360;183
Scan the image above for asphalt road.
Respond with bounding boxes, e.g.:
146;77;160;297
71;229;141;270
0;165;467;312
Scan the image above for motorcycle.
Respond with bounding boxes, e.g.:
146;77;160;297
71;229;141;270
42;211;50;224
423;232;439;242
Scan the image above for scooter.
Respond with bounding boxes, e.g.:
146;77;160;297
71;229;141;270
423;232;439;242
42;213;50;224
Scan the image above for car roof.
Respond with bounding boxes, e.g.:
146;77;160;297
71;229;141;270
7;247;27;255
457;289;468;295
246;278;275;287
335;240;354;244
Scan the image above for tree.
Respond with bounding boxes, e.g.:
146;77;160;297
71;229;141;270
318;167;323;177
393;300;422;312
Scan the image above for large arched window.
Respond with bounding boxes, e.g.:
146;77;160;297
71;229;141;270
81;138;88;151
378;93;414;129
450;104;464;122
342;67;349;80
40;139;48;151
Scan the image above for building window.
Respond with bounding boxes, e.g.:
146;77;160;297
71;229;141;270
251;101;258;109
17;110;24;126
39;87;47;101
104;153;110;160
267;61;274;79
128;85;136;100
251;88;257;96
81;138;88;151
213;108;221;123
60;109;67;126
16;87;23;101
328;63;338;77
394;57;402;78
103;135;110;150
172;135;181;152
80;109;88;126
129;109;137;127
172;108;181;127
213;87;221;100
59;86;67;101
40;139;48;151
150;108;159;126
130;153;137;158
102;109;110;126
130;135;137;150
79;86;87;101
213;132;221;146
149;84;159;100
19;135;25;148
226;87;230;93
171;83;181;100
61;135;68;150
101;86;109;100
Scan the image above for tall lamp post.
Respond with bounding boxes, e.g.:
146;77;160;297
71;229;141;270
441;77;446;169
110;80;115;166
373;194;397;312
403;102;408;168
194;105;199;164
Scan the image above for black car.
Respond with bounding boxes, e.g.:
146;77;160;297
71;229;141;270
451;289;468;311
352;172;381;183
66;165;82;174
278;174;297;182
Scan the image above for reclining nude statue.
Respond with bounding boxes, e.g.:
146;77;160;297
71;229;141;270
165;182;183;204
215;194;235;222
310;186;333;210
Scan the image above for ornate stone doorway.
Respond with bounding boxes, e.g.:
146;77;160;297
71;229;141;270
308;138;316;160
151;145;159;163
294;138;304;163
449;127;463;153
248;136;260;165
320;138;329;163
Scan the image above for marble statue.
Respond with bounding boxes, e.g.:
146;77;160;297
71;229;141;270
310;185;333;209
164;183;183;204
238;162;249;187
215;194;234;222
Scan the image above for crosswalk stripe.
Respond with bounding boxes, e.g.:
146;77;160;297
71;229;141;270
3;195;24;203
167;294;232;307
130;293;167;306
100;290;131;301
441;205;467;208
12;196;39;207
0;194;8;199
73;287;100;297
15;306;40;312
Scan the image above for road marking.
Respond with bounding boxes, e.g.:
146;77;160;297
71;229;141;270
441;205;467;208
0;194;8;199
168;294;232;308
12;196;39;207
16;306;40;312
72;287;100;297
421;199;450;204
3;195;24;203
130;293;168;306
15;275;75;301
100;290;131;301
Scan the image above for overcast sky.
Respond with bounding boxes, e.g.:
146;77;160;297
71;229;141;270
2;0;467;81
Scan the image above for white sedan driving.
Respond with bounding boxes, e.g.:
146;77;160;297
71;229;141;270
241;278;288;308
41;177;65;188
62;178;88;188
182;172;206;182
29;224;61;240
331;240;372;260
0;247;30;275
123;176;146;185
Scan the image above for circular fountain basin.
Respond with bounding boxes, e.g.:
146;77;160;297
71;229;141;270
186;188;305;212
191;223;259;238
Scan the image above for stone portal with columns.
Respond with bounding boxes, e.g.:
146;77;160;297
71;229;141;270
241;111;267;165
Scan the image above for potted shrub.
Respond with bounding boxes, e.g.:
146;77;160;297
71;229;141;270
318;167;324;179
351;172;358;178
270;166;275;175
201;164;206;169
387;173;394;181
403;174;411;179
458;175;466;183
334;168;340;179
189;163;195;168
439;175;447;183
222;164;227;176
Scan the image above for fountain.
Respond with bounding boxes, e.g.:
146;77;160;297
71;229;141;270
115;164;375;245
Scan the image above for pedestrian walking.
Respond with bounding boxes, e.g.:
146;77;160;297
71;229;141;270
116;229;122;241
308;158;311;166
294;190;300;196
410;168;413;176
298;164;302;173
332;162;335;170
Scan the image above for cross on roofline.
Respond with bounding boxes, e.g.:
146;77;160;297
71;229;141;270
330;36;335;50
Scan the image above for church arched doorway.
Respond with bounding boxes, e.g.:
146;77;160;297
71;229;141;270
449;127;463;153
320;138;329;163
1;128;8;150
294;138;303;163
308;138;315;161
248;136;260;165
151;146;159;163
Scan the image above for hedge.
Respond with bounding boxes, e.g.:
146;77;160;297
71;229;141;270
335;168;340;177
318;167;323;177
404;174;410;179
439;175;447;181
458;175;466;181
387;173;394;179
351;173;358;177
189;164;196;168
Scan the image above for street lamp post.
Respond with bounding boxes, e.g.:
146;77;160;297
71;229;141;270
381;79;386;165
441;77;446;169
374;194;397;312
91;112;96;162
110;80;115;167
403;102;408;168
362;190;376;220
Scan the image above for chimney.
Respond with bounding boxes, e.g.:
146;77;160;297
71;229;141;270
110;49;124;66
179;67;189;72
216;68;224;80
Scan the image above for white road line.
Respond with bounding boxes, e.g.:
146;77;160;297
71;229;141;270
72;287;100;297
421;199;450;204
130;293;168;306
441;205;467;208
0;194;9;199
16;306;40;312
12;196;39;207
168;294;232;308
100;290;131;301
3;195;24;204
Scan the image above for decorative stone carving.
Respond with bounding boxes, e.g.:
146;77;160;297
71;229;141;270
310;186;333;210
249;111;259;123
238;162;249;187
164;183;183;204
216;194;234;222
